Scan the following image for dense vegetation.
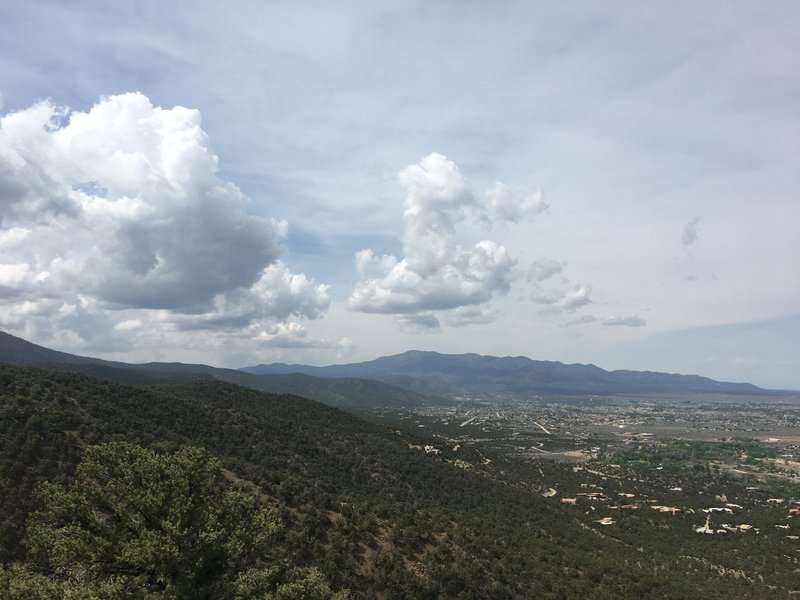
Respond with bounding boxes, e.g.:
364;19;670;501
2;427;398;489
0;331;436;414
3;441;345;599
0;364;793;598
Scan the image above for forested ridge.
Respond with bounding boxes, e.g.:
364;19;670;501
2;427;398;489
0;364;787;598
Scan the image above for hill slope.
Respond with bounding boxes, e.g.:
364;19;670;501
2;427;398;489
0;364;786;598
0;331;435;411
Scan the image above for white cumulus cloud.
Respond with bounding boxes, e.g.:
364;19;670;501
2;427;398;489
253;322;343;348
529;283;592;314
482;182;548;227
0;93;331;353
348;153;543;326
171;262;330;331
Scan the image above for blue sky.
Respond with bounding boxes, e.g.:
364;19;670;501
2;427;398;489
0;1;798;389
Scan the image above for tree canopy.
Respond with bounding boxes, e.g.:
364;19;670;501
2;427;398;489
3;441;346;600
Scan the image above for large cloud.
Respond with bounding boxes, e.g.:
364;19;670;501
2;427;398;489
348;153;544;327
0;93;333;353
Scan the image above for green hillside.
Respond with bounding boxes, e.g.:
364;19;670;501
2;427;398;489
0;364;791;598
0;331;436;414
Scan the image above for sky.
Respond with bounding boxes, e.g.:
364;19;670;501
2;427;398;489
0;1;798;389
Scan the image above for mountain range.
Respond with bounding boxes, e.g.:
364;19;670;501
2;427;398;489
0;331;769;410
243;350;766;397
